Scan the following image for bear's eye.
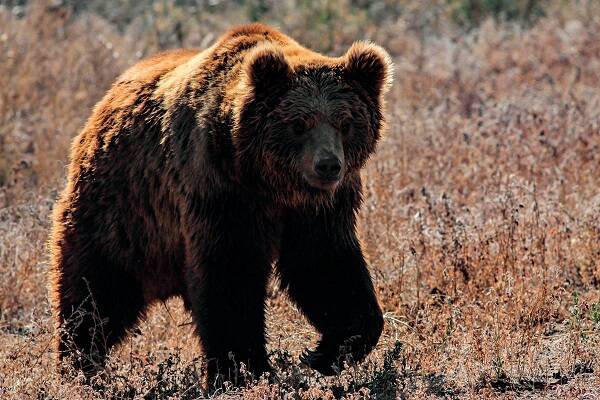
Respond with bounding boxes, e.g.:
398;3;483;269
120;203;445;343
290;120;306;136
341;121;352;135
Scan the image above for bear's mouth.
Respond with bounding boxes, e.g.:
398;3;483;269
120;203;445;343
303;174;341;191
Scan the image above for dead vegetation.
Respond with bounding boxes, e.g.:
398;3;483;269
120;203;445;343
1;1;599;399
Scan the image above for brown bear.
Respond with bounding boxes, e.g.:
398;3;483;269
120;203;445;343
49;23;392;388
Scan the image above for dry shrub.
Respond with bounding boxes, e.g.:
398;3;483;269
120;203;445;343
0;4;129;205
1;1;600;399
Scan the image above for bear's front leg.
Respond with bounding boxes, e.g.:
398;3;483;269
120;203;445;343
182;201;273;390
277;188;384;375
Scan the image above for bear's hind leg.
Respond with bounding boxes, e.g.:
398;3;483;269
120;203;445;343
53;256;146;379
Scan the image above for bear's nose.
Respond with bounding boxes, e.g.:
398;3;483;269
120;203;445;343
315;156;342;180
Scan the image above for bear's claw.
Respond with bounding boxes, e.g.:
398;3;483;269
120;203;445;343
300;347;337;376
300;334;369;376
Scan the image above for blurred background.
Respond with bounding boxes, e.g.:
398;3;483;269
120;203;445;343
1;1;600;398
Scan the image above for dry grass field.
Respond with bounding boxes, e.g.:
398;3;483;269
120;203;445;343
1;1;600;398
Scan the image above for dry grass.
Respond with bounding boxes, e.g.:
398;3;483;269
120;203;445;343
1;1;600;399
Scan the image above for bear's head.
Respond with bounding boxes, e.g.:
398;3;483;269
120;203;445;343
233;41;393;207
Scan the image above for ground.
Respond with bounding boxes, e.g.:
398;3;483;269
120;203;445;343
1;1;599;399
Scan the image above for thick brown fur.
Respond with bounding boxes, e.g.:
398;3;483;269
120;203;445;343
49;23;393;389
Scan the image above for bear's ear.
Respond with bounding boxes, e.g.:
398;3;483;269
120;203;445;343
343;42;393;100
243;44;293;95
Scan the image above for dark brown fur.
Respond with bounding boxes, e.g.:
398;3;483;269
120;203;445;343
49;23;393;389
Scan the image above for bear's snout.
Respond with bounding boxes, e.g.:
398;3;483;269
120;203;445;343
301;122;345;191
314;153;342;181
303;153;344;191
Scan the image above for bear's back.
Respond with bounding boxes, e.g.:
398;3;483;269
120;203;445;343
118;48;199;84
